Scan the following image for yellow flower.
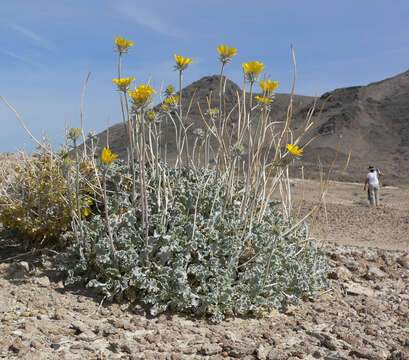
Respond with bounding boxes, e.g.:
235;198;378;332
255;96;273;104
65;158;73;165
162;104;169;110
286;143;303;157
207;108;220;117
148;111;156;120
166;85;175;94
217;44;237;64
101;147;118;164
259;80;279;93
112;77;135;91
114;36;134;53
69;128;81;141
128;84;157;104
242;61;264;74
174;54;194;71
82;207;91;217
87;199;94;206
164;96;179;104
243;61;264;83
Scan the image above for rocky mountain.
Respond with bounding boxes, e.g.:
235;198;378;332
93;75;314;163
94;70;409;184
291;69;409;184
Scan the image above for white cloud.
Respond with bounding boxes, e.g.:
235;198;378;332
9;23;54;50
111;2;186;38
0;49;41;67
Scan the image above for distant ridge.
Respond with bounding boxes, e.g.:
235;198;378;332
291;69;409;183
93;71;409;184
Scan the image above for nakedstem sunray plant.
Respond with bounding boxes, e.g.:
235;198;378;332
286;143;303;157
0;34;330;322
100;147;118;259
112;77;135;92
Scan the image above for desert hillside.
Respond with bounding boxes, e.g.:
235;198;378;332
90;70;409;185
291;69;409;184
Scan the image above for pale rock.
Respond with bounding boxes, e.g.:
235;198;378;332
35;276;50;287
344;283;375;297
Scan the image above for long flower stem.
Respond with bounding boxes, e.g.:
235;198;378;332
178;70;183;121
241;81;254;218
73;139;84;241
139;110;149;244
102;171;116;260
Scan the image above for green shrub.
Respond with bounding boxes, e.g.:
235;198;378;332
0;151;97;249
58;160;329;322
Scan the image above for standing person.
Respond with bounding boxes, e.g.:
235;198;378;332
363;165;384;206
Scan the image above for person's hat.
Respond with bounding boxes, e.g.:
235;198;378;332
368;165;375;170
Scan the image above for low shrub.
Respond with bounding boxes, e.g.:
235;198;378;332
0;151;97;249
58;161;329;322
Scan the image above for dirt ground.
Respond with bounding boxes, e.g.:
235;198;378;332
1;179;408;359
280;179;409;252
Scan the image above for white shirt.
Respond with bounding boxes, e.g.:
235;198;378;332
366;171;379;185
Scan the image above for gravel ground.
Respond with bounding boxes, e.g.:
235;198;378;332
0;242;408;359
1;180;409;359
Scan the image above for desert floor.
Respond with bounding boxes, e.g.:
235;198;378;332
1;179;408;359
278;179;409;251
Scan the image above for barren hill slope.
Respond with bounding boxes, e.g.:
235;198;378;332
94;71;409;184
93;75;314;162
292;69;409;183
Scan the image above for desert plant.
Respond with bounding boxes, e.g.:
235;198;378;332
3;36;330;322
58;160;329;322
0;148;98;249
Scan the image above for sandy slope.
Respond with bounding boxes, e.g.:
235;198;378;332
283;179;409;251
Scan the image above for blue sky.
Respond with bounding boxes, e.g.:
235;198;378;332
1;0;408;153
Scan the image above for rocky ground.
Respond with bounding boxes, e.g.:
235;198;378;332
1;180;408;360
0;242;408;360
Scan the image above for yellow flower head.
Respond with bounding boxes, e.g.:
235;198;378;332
69;128;81;141
164;96;179;104
243;61;264;74
166;85;175;94
148;111;156;120
162;103;169;111
207;107;220;118
259;80;279;94
255;96;273;104
82;207;91;217
101;147;118;164
112;77;135;91
243;61;264;83
286;143;303;157
114;36;134;53
217;44;237;64
174;54;194;71
128;84;157;104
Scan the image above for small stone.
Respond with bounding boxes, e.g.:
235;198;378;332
71;320;88;334
35;276;50;287
335;266;352;281
366;266;386;280
200;343;222;355
397;255;409;269
7;262;29;278
9;338;29;354
344;283;374;297
145;334;160;344
51;343;61;350
349;347;383;360
31;339;43;350
257;344;271;360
